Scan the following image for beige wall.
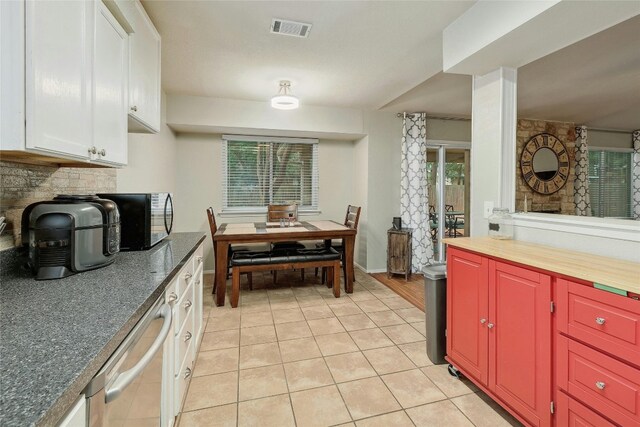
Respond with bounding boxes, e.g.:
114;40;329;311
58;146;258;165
427;117;471;141
117;92;178;193
172;133;356;270
589;129;633;149
352;136;369;268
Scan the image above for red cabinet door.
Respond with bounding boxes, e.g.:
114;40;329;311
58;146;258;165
489;260;552;427
447;248;489;386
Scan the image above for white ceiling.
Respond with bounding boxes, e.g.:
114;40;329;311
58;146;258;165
383;15;640;131
143;0;474;109
144;1;638;131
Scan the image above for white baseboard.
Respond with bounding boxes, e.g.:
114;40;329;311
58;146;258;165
203;269;215;275
354;262;386;274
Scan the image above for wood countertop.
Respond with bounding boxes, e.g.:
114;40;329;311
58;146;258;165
444;237;640;294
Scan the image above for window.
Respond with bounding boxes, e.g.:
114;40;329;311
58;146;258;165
588;149;633;218
222;135;319;212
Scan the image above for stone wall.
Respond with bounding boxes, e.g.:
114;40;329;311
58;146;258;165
0;161;116;250
516;119;576;214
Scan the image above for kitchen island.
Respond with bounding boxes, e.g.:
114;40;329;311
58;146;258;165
0;232;206;427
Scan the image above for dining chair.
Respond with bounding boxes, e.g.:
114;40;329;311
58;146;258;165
316;204;361;284
207;207;263;294
267;203;305;283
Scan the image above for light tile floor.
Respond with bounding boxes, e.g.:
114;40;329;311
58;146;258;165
178;270;522;427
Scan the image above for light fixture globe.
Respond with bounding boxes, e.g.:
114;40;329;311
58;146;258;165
271;80;299;110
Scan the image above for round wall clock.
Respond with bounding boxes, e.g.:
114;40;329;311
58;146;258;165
520;133;570;195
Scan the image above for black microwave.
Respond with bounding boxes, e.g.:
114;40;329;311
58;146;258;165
97;193;173;251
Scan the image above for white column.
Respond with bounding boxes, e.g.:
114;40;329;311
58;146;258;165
470;67;517;236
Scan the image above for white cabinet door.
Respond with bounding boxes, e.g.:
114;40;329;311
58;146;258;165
56;395;86;427
128;0;161;133
25;0;91;159
93;1;128;165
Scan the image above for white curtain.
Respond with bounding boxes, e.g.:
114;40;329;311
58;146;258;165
400;112;435;270
633;130;640;220
574;125;591;216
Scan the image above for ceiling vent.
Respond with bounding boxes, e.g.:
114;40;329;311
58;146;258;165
271;18;312;38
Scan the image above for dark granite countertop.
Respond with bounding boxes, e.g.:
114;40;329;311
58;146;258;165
0;232;206;427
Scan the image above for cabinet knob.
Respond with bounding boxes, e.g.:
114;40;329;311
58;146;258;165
197;256;203;264
595;381;606;390
185;273;192;281
595;317;606;325
487;323;495;329
184;300;192;309
184;331;192;342
167;292;178;303
184;367;192;379
480;318;487;324
88;146;97;154
99;149;106;157
130;105;138;112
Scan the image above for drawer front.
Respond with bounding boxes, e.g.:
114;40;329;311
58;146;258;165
192;242;204;272
557;279;640;367
174;344;195;415
556;390;616;427
174;279;195;335
174;262;195;297
174;306;195;373
557;336;640;427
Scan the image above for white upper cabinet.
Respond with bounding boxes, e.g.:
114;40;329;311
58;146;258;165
1;0;131;166
125;0;161;133
93;1;128;165
25;0;93;160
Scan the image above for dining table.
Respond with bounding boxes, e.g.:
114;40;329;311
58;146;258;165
213;220;357;307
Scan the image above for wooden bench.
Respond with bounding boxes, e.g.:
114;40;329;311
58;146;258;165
230;248;342;308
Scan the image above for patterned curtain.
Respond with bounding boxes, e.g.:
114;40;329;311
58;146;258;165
400;112;435;270
633;130;640;220
574;125;591;216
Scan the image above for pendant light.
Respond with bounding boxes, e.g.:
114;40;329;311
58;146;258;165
271;80;299;110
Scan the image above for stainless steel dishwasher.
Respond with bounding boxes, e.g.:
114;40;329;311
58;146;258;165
85;295;173;426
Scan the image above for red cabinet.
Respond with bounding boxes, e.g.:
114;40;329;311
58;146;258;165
489;261;552;427
447;248;552;427
447;248;489;386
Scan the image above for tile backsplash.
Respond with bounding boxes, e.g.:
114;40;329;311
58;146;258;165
0;161;117;250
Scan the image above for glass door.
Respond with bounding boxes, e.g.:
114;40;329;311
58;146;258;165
427;144;470;262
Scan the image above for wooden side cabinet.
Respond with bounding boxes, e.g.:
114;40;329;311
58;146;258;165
387;228;412;280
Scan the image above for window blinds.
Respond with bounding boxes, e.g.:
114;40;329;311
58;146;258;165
588;150;633;218
222;137;319;210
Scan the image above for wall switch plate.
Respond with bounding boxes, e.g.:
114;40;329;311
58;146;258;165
484;201;494;218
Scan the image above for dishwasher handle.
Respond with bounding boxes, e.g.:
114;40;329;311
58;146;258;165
105;303;172;403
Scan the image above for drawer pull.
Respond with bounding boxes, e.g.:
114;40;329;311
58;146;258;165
184;331;192;342
487;323;495;329
197;256;203;264
167;292;178;303
184;273;192;281
595;317;606;325
480;318;487;324
184;300;192;309
595;381;606;390
184;367;192;379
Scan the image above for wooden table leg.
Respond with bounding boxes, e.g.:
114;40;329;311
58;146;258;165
343;235;355;293
215;241;229;307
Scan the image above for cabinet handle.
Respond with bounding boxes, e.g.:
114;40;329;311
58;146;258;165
197;256;203;263
184;367;192;379
595;317;606;325
184;331;192;342
131;105;138;112
88;146;97;154
487;323;494;329
167;292;178;303
184;300;192;309
185;273;192;281
595;381;606;390
99;149;106;157
480;318;487;324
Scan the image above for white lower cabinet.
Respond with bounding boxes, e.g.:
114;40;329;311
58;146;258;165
167;242;204;421
56;395;86;427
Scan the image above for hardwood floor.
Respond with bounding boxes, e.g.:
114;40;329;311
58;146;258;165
371;272;425;311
